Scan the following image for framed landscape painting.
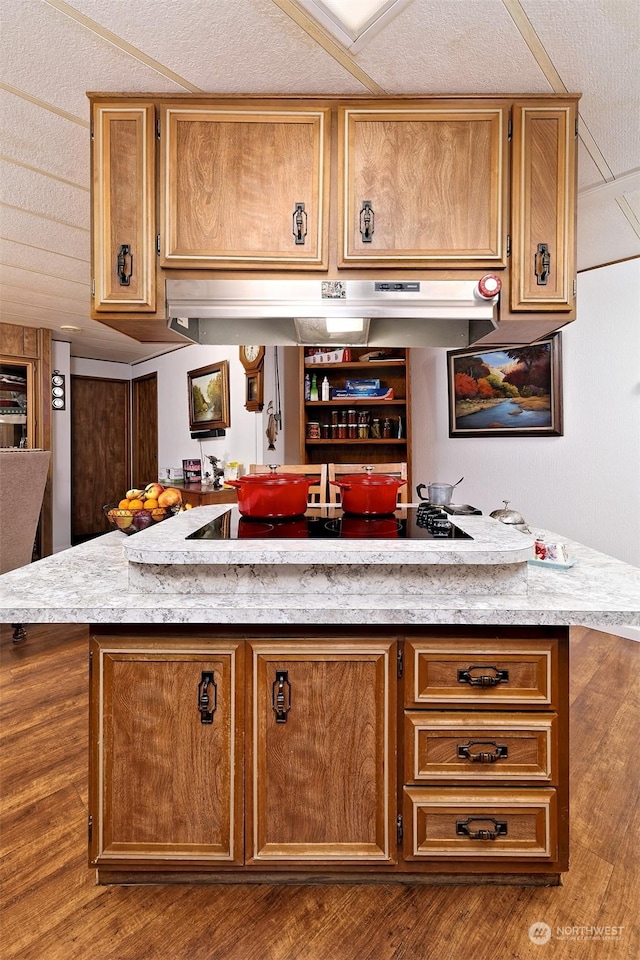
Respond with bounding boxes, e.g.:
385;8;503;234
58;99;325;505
447;334;563;437
187;360;230;432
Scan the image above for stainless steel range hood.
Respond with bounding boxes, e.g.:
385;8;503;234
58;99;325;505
166;278;499;348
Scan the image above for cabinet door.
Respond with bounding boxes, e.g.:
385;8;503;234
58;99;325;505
511;103;577;311
247;639;396;864
340;105;507;266
89;636;244;867
92;103;156;313
161;107;330;268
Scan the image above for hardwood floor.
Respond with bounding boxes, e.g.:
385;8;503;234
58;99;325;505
1;623;637;960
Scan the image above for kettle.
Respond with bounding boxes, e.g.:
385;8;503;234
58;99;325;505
489;500;531;534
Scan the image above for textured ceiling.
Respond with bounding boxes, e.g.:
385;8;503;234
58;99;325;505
1;0;638;363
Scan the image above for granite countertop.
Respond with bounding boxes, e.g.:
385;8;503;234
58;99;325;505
0;505;639;626
121;505;535;566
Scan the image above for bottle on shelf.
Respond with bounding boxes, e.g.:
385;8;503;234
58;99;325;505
304;373;311;400
310;373;319;401
321;376;330;401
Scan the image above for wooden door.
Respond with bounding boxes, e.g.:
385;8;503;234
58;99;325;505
247;638;396;864
71;376;130;541
340;105;507;266
132;372;158;489
160;105;330;268
510;102;577;312
92;102;156;313
89;634;244;867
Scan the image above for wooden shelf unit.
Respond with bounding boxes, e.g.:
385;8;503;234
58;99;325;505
299;348;411;486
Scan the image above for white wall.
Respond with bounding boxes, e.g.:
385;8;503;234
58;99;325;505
133;344;285;477
410;258;640;567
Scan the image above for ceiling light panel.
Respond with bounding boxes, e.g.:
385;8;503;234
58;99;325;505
297;0;413;50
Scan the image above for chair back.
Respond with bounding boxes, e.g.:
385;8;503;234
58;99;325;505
248;463;328;504
327;462;408;506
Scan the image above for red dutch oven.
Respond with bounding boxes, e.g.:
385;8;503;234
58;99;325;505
330;473;406;515
226;473;313;519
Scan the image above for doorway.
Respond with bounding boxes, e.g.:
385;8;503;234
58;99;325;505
71;375;130;543
132;372;158;489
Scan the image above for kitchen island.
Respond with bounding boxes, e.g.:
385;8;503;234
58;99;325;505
1;505;638;887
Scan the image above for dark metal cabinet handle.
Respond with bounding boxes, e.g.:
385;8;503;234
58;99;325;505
117;244;133;286
293;203;307;245
458;665;509;687
359;200;374;242
197;671;217;724
457;740;508;763
456;817;507;841
535;242;550;285
272;670;291;722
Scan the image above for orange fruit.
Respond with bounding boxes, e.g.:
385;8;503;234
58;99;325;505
144;498;159;509
128;498;144;510
118;498;130;509
151;508;166;522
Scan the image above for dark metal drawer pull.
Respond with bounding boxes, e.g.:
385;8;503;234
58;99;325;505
535;242;550;285
359;200;374;242
197;671;217;724
457;665;509;687
272;670;291;723
293;202;307;244
457;740;508;763
117;243;133;285
456;817;507;841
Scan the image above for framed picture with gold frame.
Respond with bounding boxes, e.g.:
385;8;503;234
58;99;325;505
187;360;230;432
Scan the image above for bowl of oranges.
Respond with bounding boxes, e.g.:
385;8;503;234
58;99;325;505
104;483;185;535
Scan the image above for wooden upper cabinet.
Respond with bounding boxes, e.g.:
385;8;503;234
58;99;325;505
92;103;156;313
160;106;330;268
247;639;396;864
510;103;577;312
339;105;508;267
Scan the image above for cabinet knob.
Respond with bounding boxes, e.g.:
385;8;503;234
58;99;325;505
117;244;133;286
456;817;508;841
292;203;307;245
535;242;551;285
272;670;291;722
457;740;508;763
197;671;217;724
457;665;509;687
359;201;374;242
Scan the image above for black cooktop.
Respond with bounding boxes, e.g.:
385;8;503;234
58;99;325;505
186;505;473;541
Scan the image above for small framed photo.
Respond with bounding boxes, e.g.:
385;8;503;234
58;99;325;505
447;333;563;437
187;361;230;432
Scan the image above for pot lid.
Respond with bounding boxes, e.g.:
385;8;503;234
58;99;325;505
335;474;404;486
236;473;311;485
490;500;527;524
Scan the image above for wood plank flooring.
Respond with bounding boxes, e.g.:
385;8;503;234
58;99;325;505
1;623;637;960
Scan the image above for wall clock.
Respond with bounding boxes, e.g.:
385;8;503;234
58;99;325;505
239;346;265;412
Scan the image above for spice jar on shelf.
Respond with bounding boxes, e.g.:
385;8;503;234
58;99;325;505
382;417;393;438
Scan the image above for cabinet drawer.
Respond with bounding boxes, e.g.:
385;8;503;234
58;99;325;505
404;712;557;783
403;787;557;860
405;637;558;708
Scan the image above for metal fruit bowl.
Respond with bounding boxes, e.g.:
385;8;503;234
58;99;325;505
103;502;171;535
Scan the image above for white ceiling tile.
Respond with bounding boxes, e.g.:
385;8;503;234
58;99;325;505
0;264;88;302
0;283;90;319
2;0;187;121
0;238;90;284
352;0;552;92
623;189;640;223
577;196;640;271
0;160;88;229
521;0;640;176
0;207;89;261
58;0;370;94
0;89;90;187
578;139;607;192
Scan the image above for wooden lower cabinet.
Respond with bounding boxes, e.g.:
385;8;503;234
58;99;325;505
89;626;568;884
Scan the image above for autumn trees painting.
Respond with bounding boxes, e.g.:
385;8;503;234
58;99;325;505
447;335;563;437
